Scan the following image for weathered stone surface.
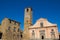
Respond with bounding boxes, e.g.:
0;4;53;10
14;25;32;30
0;18;22;40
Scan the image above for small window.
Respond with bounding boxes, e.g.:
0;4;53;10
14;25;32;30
40;22;43;27
51;29;54;31
32;30;35;38
51;29;55;35
32;30;34;32
8;27;10;30
10;20;11;23
26;20;28;23
32;30;35;36
14;27;16;32
27;8;29;12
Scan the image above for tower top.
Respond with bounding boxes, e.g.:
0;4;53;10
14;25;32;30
25;7;32;9
25;7;32;12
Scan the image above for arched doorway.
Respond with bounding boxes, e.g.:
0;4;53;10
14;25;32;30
41;35;44;39
0;32;2;39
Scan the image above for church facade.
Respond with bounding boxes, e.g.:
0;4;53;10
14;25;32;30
29;18;59;40
23;7;59;40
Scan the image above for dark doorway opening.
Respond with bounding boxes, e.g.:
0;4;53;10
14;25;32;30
42;36;44;39
21;35;22;38
0;33;2;39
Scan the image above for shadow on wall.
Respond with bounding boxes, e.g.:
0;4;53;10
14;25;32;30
59;35;60;40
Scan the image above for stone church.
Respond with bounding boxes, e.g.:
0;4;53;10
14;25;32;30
23;7;59;40
0;7;60;40
0;18;22;40
29;18;59;40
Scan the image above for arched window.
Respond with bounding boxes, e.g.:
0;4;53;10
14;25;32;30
14;27;16;32
8;26;11;30
51;29;55;39
40;22;43;27
27;8;29;12
32;30;34;35
32;30;35;39
51;29;54;31
51;29;55;35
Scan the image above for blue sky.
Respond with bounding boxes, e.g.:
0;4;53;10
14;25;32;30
0;0;60;32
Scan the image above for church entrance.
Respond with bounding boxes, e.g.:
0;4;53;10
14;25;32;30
41;35;44;40
0;32;2;39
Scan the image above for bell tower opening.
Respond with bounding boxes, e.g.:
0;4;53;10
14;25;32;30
0;32;2;39
27;8;29;12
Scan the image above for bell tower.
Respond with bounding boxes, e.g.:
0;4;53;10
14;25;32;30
23;7;32;40
24;7;32;30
